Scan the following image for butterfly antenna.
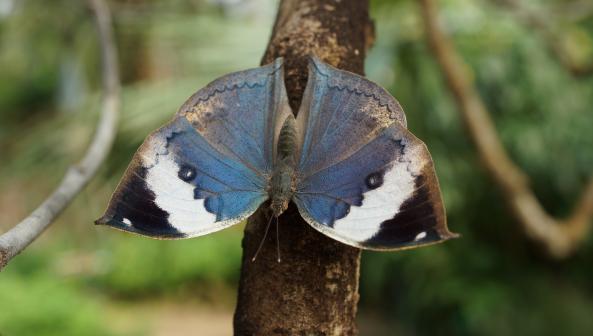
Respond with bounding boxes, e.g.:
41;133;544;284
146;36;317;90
275;216;281;263
251;213;275;262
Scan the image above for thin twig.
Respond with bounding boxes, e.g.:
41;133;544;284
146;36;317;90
493;0;593;77
0;0;120;270
419;0;593;258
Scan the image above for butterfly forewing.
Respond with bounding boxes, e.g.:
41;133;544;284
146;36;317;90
294;57;407;174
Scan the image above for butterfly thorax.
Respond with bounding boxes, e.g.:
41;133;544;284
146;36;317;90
269;115;297;217
270;158;295;217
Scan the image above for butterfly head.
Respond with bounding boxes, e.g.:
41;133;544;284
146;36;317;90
269;158;296;217
269;173;293;217
270;197;289;218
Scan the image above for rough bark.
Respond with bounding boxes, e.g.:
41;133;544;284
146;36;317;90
233;1;373;335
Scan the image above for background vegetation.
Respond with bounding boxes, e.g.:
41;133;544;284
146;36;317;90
1;0;593;335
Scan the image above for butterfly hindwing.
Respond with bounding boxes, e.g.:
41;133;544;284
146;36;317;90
294;57;457;250
96;59;291;238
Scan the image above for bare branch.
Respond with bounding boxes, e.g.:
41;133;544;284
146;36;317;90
0;0;120;270
419;0;593;258
493;0;593;77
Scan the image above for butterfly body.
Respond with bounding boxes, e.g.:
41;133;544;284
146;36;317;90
96;57;457;250
268;114;297;217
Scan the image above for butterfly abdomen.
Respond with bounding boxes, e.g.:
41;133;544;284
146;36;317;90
270;115;297;216
277;114;297;162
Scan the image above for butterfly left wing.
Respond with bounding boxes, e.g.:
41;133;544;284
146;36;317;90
293;57;457;250
96;59;291;238
96;117;268;238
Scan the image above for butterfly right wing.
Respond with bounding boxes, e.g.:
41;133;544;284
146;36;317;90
293;57;457;250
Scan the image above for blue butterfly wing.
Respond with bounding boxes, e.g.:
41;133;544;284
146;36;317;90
293;57;457;250
97;59;291;238
177;58;292;174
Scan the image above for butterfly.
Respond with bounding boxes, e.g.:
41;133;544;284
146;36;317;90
96;56;458;250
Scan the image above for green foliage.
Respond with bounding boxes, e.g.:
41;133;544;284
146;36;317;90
0;260;115;336
95;231;243;297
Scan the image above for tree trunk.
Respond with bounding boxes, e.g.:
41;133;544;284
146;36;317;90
233;1;374;335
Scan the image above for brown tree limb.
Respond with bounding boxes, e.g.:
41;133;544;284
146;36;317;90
0;0;120;270
233;0;373;334
419;0;593;258
494;0;593;77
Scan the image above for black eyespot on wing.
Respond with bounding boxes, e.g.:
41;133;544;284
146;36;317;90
178;164;197;182
365;171;384;190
